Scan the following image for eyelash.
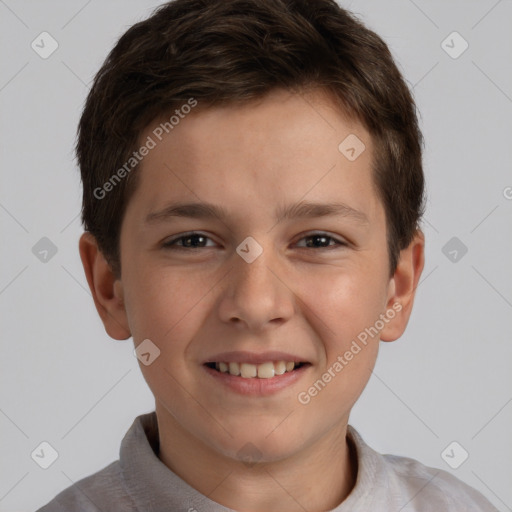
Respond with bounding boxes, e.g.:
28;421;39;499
161;231;347;251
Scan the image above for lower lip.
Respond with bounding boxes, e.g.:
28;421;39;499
202;364;311;396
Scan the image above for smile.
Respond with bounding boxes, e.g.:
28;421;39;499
205;361;307;379
203;359;311;396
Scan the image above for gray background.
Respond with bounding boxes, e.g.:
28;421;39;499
1;0;511;510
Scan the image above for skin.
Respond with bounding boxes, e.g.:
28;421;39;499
80;87;425;512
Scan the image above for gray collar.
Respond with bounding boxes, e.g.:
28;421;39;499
119;412;389;511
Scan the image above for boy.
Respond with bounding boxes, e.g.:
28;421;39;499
37;0;498;510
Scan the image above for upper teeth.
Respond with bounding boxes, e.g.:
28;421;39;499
215;361;297;379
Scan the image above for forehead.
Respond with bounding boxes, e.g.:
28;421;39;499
128;88;381;225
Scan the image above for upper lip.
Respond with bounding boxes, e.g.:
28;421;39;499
202;351;310;365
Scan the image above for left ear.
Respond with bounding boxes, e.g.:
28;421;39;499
380;229;425;342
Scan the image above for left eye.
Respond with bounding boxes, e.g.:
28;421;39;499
162;232;346;250
295;233;346;249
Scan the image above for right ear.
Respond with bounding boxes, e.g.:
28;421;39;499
78;232;131;340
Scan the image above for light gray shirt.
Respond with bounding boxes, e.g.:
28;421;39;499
36;412;498;511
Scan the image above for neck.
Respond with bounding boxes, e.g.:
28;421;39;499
155;403;357;512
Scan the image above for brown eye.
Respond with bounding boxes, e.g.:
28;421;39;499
296;232;346;249
162;232;216;250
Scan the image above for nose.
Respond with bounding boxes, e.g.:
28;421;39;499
217;245;295;332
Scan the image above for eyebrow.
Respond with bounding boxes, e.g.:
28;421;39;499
144;200;369;226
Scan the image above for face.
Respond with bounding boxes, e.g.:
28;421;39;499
101;88;418;463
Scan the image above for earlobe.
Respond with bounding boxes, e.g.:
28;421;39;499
380;230;425;342
78;232;131;340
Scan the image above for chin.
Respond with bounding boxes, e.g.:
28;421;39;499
212;428;307;466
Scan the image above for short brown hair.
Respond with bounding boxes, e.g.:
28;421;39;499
77;0;425;278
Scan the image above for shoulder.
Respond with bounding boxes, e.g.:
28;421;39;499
382;452;498;511
35;460;136;512
347;426;498;512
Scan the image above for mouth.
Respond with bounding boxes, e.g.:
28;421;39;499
204;361;310;379
201;351;312;396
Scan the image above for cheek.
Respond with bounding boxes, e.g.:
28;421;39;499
301;264;388;350
296;271;382;415
123;263;206;348
123;267;212;394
